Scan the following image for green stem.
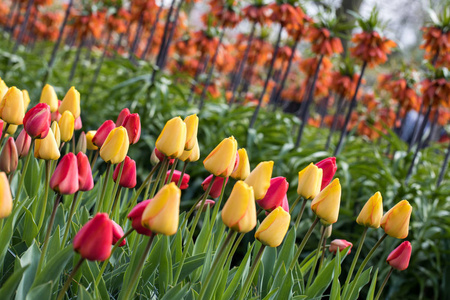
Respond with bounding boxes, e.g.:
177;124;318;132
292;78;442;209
289;195;303;214
90;149;99;169
226;232;245;265
56;257;85;300
179;192;206;230
237;245;266;300
0;123;10;149
294;198;308;229
36;160;51;230
148;157;167;199
156;156;171;191
289;217;319;270
108;161;124;214
306;225;327;289
374;267;393;300
61;191;80;246
95;162;112;214
319;235;327;270
15;138;34;201
177;161;188;188
167;158;178;183
111;186;123;219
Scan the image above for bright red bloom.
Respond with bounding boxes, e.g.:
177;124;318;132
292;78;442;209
116;108;130;127
93;120;115;148
316;157;337;190
122;113;141;144
113;156;137;189
256;177;289;211
23;103;51;139
112;220;126;247
50;153;79;195
202;175;228;198
127;199;153;236
16;129;32;158
165;170;190;190
387;241;412;271
76;152;94;192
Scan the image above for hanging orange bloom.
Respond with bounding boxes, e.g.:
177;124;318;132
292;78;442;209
421;77;450;108
350;31;396;67
308;27;343;56
242;4;271;25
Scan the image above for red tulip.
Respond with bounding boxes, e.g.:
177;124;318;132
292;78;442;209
122;113;141;144
256;177;289;211
165;170;190;189
74;116;82;130
281;195;289;212
23;103;51;139
0;138;18;174
0;120;4;137
202;175;228;198
195;199;215;212
50;153;79;194
151;148;175;166
77;152;94;191
51;100;61;122
329;239;353;254
73;213;113;261
387;241;412;271
112;220;126;247
113;156;137;188
115;108;130;127
92;120;115;148
16;129;31;158
316;157;337;190
127;199;153;236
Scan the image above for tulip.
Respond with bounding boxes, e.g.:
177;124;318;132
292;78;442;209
113;156;137;189
281;195;289;212
0;138;18;174
151;148;175;165
141;182;181;236
16;129;31;158
221;181;256;233
50;153;79;194
76;132;87;154
0;79;8;100
77;152;94;191
380;200;412;239
315;157;337;190
34;129;60;160
86;130;98;150
128;200;153;236
257;177;289;211
7;125;17;135
245;161;274;200
74;116;82;130
51;100;61;122
122;113;141;144
58;111;75;142
231;148;250;180
297;163;323;199
329;239;353;254
165;170;190;189
386;241;412;271
59;86;80;118
73;213;113;261
184;114;198;150
203;136;238;177
112;220;126;247
0;87;25;125
179;141;200;162
356;191;383;228
322;224;332;239
310;178;341;225
202;175;228;198
255;207;290;247
115;108;130;127
155;117;186;158
195;199;215;212
22;90;31;111
93;120;115;148
23;103;52;139
100;127;129;164
40;84;58;112
51;121;61;148
0;172;13;219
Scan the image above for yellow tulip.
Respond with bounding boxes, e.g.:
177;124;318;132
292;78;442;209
0;172;12;219
22;90;31;112
203;136;237;177
0;78;8;100
155;117;186;158
244;161;274;200
59;86;80;118
310;178;341;225
221;181;256;233
100;126;129;164
40;84;59;112
6;124;17;135
34;129;60;160
184;114;198;150
255;207;290;247
141;182;181;236
380;200;412;239
51;121;61;148
231;148;250;180
297;163;322;199
58;111;75;142
86;130;98;150
0;87;25;125
356;191;383;228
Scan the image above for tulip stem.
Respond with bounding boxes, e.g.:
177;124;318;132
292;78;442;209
157;156;171;191
177;161;188;188
0;123;10;149
226;232;245;266
111;186;123;219
167;158;178;183
182;192;206;228
290;195;302;214
148;157;167;199
108;162;124;214
306;225;327;289
56;257;85;300
37;160;52;231
95;162;111;214
319;235;327;270
345;233;387;300
374;267;393;300
289;217;319;270
294;198;308;229
90;150;99;169
15;138;34;201
237;245;266;300
61;191;81;246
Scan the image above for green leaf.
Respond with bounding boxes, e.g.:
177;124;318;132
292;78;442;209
16;242;40;300
172;253;206;282
0;264;29;300
348;267;373;300
275;269;293;300
158;236;172;293
160;282;190;300
78;285;94;300
25;281;52;300
22;208;38;247
31;246;73;289
306;254;336;298
366;268;379;300
273;228;295;277
330;248;341;300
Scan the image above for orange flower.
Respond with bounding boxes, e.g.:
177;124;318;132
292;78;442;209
350;31;396;67
308;27;343;56
243;4;271;25
421;77;450;108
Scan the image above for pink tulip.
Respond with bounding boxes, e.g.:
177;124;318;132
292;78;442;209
112;220;126;247
16;129;31;158
115;108;130;127
0;138;18;174
151;148;175;166
281;195;289;212
387;241;412;271
92;120;115;148
256;177;289;211
50;153;79;194
202;175;228;198
165;170;190;189
77;152;94;191
51;100;61;122
23;103;51;139
316;157;337;190
74;116;82;130
127;200;153;236
122;113;141;144
329;239;353;254
196;199;215;212
113;156;137;188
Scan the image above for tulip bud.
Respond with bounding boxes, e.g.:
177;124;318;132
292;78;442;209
184;114;198;150
73;213;113;261
203;136;238;177
221;181;256;233
315;157;337;190
113;156;137;188
40;84;58;112
58;110;75;142
0;87;25;125
77;152;94;192
297;163;323;199
0;138;18;174
51;121;61;148
245;161;274;200
76;131;87;154
255;206;290;247
59;86;80;118
356;191;383;228
112;220;126;247
151;148;175;165
6;124;17;135
51;100;61;122
93;120;115;148
195;199;215;212
74;116;82;130
387;241;412;271
321;224;332;239
34;128;60;160
23;103;52;139
86;130;98;150
0;172;13;219
141;182;181;236
50;153;79;194
202;174;228;198
122;113;141;144
165;170;190;189
16;129;31;158
22;90;31;111
115;108;130;127
128;200;153;236
231;148;250;180
0;79;8;100
179;140;200;162
329;239;353;254
100;127;129;164
257;177;289;211
380;200;412;239
156;117;187;158
310;178;341;225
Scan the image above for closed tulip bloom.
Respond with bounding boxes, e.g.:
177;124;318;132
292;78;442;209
156;117;187;158
281;195;289;212
73;213;113;261
113;156;137;189
86;130;98;150
74;116;82;130
76;132;87;154
0;87;25;125
322;225;332;239
0;172;12;219
128;200;153;236
165;170;190;189
297;163;323;199
51;121;61;148
245;161;274;200
16;129;31;158
141;182;181;236
22;90;31;111
329;239;353;254
34;129;60;160
0;138;18;174
179;140;200;162
23;103;52;139
387;241;412;271
311;178;341;225
122;113;141;144
196;199;215;212
203;136;238;177
356;191;383;228
40;84;58;112
51;100;61;122
231;148;250;180
222;181;256;233
59;86;80;118
77;152;94;191
184;114;198;150
380;200;412;239
100;127;129;164
202;174;228;198
257;177;289;211
50;153;79;194
93;120;115;148
115;108;130;126
58;110;75;142
255;206;290;247
151;148;175;165
112;220;126;247
0;79;8;100
315;157;337;190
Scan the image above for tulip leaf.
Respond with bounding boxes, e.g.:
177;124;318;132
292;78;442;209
160;281;190;300
77;285;94;300
223;243;254;300
47;226;62;259
0;264;29;300
214;253;233;300
25;281;52;300
275;268;293;300
366;268;379;300
305;253;337;298
261;246;277;296
22;208;38;247
30;246;73;289
158;236;172;293
347;267;373;300
171;253;206;282
16;242;40;300
23;158;41;198
82;260;109;299
273;228;295;278
330;248;342;300
261;288;279;300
